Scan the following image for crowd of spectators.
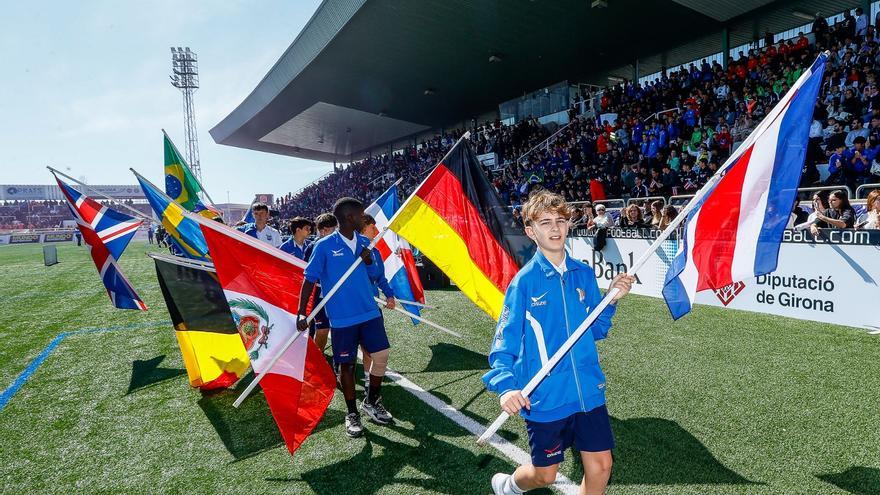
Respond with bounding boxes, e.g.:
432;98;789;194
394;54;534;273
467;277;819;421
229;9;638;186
0;200;71;230
0;199;150;231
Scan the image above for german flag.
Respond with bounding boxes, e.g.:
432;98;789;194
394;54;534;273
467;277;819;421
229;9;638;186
389;138;529;319
152;253;249;390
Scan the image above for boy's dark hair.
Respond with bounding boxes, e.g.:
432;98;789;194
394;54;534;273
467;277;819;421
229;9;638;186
251;202;269;213
333;197;364;222
289;216;313;233
362;214;376;226
315;213;338;230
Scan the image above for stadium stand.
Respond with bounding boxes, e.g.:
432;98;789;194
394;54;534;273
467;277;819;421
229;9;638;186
269;8;880;233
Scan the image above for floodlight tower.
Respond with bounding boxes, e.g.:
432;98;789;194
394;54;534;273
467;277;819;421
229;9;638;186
169;46;202;183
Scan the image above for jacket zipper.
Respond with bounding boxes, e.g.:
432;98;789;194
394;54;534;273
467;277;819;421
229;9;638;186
558;272;586;411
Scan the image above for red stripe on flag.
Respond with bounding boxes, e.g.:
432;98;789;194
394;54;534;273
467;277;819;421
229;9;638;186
692;145;754;291
400;248;425;304
375;238;392;260
260;339;336;455
100;221;140;242
416;165;519;292
200;225;305;316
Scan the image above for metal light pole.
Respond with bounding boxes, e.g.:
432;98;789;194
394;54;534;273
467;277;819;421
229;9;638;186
169;47;202;184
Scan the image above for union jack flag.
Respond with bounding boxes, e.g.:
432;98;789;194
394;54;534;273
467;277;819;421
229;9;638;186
55;176;148;310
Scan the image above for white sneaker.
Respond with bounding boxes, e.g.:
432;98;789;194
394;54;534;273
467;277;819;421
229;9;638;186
345;412;364;438
361;397;394;425
491;473;512;495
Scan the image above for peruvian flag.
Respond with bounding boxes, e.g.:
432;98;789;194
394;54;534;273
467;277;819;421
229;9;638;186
198;219;335;455
366;183;426;323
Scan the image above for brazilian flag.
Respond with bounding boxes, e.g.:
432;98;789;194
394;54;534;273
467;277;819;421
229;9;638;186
164;131;204;212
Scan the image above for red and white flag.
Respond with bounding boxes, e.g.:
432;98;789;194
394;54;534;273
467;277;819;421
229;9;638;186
198;220;335;455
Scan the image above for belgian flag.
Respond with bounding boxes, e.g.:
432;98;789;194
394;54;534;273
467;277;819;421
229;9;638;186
152;253;250;390
389;138;531;320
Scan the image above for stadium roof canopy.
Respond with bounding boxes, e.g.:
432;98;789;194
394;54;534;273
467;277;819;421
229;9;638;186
211;0;859;163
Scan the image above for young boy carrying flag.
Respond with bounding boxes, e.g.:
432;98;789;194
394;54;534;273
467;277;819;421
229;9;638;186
297;198;397;438
483;190;634;495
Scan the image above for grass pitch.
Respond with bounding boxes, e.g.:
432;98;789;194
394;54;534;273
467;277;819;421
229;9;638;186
0;241;878;494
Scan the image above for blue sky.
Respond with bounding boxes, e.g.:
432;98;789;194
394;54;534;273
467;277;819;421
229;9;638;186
0;0;328;204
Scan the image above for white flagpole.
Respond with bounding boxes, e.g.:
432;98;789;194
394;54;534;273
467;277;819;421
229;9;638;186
154;186;333;409
478;54;827;444
374;297;460;337
47;166;152;222
234;132;471;406
393;298;438;310
383;131;471;231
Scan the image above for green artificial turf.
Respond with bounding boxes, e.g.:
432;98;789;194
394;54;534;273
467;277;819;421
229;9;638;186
0;241;877;494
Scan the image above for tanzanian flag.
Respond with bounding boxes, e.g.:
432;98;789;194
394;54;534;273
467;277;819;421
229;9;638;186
133;169;210;260
152;253;249;390
389;139;529;320
163;131;203;211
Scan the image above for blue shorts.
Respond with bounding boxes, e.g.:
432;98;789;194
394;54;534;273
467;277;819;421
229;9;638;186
311;295;330;330
330;317;389;365
525;405;615;467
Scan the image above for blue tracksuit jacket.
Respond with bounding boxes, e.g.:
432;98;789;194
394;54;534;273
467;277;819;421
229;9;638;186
482;250;617;422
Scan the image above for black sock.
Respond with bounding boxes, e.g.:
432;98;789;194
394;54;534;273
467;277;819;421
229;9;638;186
367;375;382;404
345;398;357;414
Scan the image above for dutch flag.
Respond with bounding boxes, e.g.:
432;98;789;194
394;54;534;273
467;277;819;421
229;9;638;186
366;184;427;324
662;53;827;320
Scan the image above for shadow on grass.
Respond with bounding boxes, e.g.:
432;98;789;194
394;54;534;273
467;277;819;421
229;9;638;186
273;384;519;494
126;355;186;394
817;466;880;494
422;343;488;373
198;372;345;461
562;417;758;486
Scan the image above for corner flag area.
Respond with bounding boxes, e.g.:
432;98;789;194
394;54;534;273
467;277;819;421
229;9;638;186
1;241;877;494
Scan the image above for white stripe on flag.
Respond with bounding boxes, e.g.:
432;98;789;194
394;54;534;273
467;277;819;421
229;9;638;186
223;289;305;381
730;123;781;280
91;205;107;230
679;209;701;306
99;220;140;243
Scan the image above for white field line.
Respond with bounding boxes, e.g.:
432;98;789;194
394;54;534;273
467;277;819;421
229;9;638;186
385;367;581;494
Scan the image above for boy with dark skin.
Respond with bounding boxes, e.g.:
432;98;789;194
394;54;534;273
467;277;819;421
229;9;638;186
296;198;396;436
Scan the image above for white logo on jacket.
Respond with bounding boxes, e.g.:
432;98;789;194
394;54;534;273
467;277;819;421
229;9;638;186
530;292;548;307
331;248;345;257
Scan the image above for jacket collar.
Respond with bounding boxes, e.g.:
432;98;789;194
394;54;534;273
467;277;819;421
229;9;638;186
331;230;368;247
533;249;579;278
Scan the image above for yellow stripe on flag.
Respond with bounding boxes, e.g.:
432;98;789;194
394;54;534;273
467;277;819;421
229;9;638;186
161;203;200;257
391;195;505;319
174;327;249;388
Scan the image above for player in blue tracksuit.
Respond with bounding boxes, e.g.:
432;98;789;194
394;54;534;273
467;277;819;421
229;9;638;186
279;217;313;260
297;198;397;439
484;190;634;495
